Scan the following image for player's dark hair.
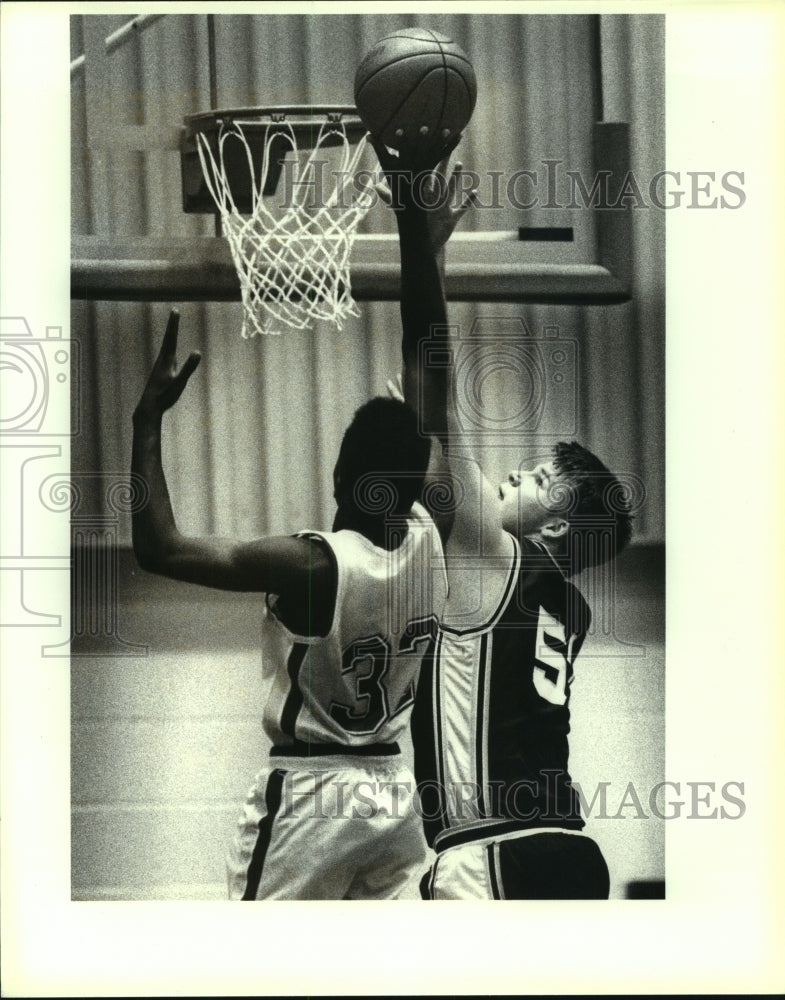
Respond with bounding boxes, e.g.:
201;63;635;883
337;397;430;518
550;441;634;575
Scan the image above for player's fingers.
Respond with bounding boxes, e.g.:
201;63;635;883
441;133;462;162
446;160;464;202
431;153;450;187
435;151;453;182
447;162;479;219
385;375;404;402
182;351;201;380
169;351;201;402
455;187;481;220
417;132;461;176
160;309;180;359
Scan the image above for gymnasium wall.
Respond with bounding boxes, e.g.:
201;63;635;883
71;545;664;900
71;12;665;543
70;13;665;900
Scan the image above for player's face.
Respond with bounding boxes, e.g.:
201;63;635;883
332;458;350;506
331;461;346;530
332;462;341;503
332;451;357;528
498;461;562;536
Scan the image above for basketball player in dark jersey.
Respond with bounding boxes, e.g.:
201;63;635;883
375;144;633;899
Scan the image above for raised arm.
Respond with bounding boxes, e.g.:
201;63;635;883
394;175;450;439
374;143;471;436
131;312;334;622
376;146;510;559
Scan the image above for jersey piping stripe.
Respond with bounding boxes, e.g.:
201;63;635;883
279;642;308;739
241;768;286;901
420;863;436;900
388;681;415;722
434;818;587;854
481;631;494;818
270;741;400;757
440;534;521;638
433;631;446;813
486;842;503;900
475;632;489;817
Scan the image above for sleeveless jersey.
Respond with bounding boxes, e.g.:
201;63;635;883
411;534;591;850
261;502;447;748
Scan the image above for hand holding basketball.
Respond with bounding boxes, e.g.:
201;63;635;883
355;28;477;170
134;310;201;422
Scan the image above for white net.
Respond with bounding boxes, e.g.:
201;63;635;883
195;115;377;337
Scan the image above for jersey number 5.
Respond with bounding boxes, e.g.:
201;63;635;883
532;607;575;706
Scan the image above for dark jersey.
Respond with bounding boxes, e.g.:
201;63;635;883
411;535;592;851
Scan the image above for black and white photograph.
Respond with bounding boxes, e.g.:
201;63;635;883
1;2;783;995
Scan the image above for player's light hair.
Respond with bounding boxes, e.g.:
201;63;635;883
550;440;634;575
337;397;430;517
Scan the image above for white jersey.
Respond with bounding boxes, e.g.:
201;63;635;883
261;502;447;749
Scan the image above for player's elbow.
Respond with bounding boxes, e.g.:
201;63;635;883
132;528;179;576
132;537;162;575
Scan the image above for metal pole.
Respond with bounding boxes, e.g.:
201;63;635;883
206;15;223;237
70;15;166;75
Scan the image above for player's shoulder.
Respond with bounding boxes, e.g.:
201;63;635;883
263;532;337;637
515;537;592;633
294;530;336;564
289;530;341;588
409;499;436;528
407;500;446;548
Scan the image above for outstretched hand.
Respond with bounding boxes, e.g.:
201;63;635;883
372;145;480;253
134;310;201;421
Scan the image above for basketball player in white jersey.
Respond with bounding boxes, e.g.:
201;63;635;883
131;310;447;899
375;145;633;899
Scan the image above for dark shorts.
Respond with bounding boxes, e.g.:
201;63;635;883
421;830;610;900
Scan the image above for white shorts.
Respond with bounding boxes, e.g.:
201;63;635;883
227;754;426;900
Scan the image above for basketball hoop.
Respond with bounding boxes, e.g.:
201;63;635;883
182;106;377;337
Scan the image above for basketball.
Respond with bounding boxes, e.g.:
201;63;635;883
354;28;477;159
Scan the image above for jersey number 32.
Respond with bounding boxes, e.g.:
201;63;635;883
329;615;438;735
